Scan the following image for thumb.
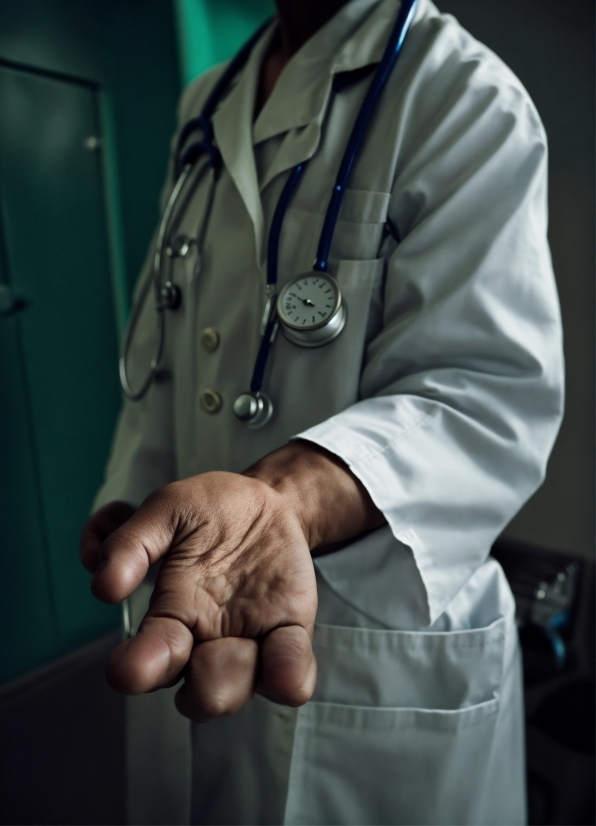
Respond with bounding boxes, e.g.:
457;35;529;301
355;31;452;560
80;501;136;573
91;489;177;603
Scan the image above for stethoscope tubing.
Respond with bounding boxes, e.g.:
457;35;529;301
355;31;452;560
254;0;418;392
175;19;274;179
119;161;195;400
119;278;165;401
250;162;308;394
266;163;307;288
120;0;418;405
314;0;418;272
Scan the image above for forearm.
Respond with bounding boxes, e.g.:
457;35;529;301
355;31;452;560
243;440;385;553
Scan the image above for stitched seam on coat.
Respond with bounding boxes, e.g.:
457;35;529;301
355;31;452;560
286;206;388;225
347;410;433;467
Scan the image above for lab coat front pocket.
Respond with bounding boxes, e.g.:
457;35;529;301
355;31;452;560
283;620;507;826
284;699;500;826
269;257;385;436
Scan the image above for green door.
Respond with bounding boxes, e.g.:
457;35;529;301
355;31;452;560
0;63;121;684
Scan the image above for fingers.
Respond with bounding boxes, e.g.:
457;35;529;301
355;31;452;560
175;638;259;723
91;493;178;604
106;615;194;694
257;625;317;707
80;501;136;573
107;617;315;714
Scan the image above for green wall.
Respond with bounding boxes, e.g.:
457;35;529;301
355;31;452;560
0;0;276;686
0;0;181;684
0;0;181;296
174;0;274;85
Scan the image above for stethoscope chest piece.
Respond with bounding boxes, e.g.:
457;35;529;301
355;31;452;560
233;391;273;429
277;271;346;348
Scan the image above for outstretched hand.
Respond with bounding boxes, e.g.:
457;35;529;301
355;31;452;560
81;442;384;722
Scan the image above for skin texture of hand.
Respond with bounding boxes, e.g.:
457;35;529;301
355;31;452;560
80;442;384;723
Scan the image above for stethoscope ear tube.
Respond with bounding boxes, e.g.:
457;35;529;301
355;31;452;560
174;18;274;179
119;284;165;401
119;164;192;401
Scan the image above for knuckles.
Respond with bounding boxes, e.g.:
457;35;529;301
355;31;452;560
257;625;317;708
176;689;232;723
175;637;259;723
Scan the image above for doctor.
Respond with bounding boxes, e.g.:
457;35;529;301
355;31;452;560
81;0;564;823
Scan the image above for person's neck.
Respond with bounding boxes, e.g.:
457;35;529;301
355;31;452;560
256;0;349;114
275;0;351;59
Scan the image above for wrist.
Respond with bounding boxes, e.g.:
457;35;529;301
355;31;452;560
243;441;384;551
243;443;319;548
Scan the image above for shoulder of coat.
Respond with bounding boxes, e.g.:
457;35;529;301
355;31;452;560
405;0;546;142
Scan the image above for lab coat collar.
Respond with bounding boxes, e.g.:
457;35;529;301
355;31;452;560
253;0;402;146
211;0;405;261
253;0;405;191
211;23;276;265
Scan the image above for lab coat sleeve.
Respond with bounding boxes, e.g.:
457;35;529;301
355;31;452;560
297;47;564;625
93;69;227;511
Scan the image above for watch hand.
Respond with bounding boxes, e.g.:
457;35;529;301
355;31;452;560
303;299;315;307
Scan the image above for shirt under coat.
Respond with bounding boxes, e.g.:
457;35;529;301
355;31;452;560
94;0;564;630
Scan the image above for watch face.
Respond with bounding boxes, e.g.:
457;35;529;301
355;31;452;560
278;273;340;330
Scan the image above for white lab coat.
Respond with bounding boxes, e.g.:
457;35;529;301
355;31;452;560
94;0;564;822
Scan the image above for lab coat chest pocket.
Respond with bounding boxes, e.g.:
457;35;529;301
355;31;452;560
283;620;506;826
270;257;385;432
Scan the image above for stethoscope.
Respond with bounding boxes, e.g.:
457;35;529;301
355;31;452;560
120;0;417;428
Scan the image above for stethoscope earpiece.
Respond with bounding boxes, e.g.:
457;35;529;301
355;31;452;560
233;392;273;429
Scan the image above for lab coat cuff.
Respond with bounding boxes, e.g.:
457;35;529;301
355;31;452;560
293;416;435;626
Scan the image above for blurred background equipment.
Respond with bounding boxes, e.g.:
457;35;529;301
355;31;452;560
0;1;593;824
492;538;595;825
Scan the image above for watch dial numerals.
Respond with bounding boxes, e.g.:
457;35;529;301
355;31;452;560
276;271;345;346
279;274;339;330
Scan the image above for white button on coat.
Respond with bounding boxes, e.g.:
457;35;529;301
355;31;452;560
94;0;564;822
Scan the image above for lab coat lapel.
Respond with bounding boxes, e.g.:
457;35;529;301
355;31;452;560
210;0;405;255
254;0;402;193
256;91;333;193
211;46;267;264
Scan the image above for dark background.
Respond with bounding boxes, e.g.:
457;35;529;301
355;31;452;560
0;0;593;823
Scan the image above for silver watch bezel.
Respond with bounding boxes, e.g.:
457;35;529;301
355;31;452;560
276;271;346;348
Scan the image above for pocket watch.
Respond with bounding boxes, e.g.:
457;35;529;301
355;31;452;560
276;271;346;348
